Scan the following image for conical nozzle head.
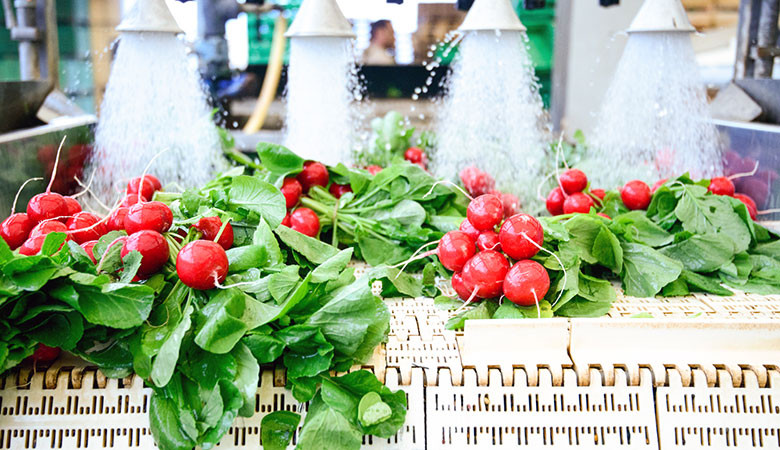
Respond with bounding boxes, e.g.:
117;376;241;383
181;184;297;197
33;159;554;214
627;0;695;33
459;0;527;33
116;0;183;34
285;0;356;38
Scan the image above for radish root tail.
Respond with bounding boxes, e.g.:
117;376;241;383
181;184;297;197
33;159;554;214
727;160;759;181
11;177;44;214
522;232;567;307
422;180;474;201
46;136;67;194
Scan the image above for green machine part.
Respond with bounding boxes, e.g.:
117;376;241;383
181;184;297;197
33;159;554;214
247;0;300;65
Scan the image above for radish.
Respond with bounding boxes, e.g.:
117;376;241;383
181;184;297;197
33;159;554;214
297;161;329;192
66;212;106;244
404;147;426;165
30;220;68;238
289;208;320;237
546;187;565;215
63;197;82;216
708;177;735;196
597;212;611;219
127;176;158;200
437;230;476;272
121;193;146;207
563;192;594;214
651;178;668;193
467;194;503;231
366;165;383;175
559;169;587;194
476;230;501;252
27;193;68;223
121;230;169;277
0;213;34;249
81;240;98;263
107;207;130;232
29;344;60;363
503;260;550;306
329;183;352;199
124;201;173;234
621;180;651;210
461;250;510;299
450;272;475;301
489;190;520;218
176;240;229;290
19;234;47;255
590;189;606;200
281;178;303;209
193;216;234;250
281;213;291;227
459;219;481;241
459;166;495;197
499;214;544;260
734;193;758;220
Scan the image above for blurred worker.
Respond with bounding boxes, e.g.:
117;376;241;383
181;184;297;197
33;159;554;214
362;20;396;65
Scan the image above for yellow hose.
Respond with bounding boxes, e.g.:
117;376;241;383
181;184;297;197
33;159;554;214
243;14;287;134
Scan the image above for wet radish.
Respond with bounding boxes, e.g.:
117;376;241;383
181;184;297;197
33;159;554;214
0;213;34;249
459;166;495;197
289;207;320;237
121;230;169;277
459;219;481;241
193;216;234;250
621;180;651;210
708;177;735;196
366;165;383;175
281;178;303;208
503;260;551;306
651;178;668;193
29;344;60;363
106;207;130;232
81;240;98;263
499;214;544;260
127;176;158;200
19;235;47;255
329;183;352;199
450;272;475;301
176;240;229;290
30;220;68;238
63;197;82;216
66;212;106;244
590;189;606;200
546;187;565;216
403;147;426;165
476;230;501;252
467;194;503;230
461;250;510;299
563;192;594;214
437;231;476;272
297;161;329;192
121;193;146;207
124;201;173;234
27;193;68;223
734;193;758;220
281;213;291;227
559;169;587;194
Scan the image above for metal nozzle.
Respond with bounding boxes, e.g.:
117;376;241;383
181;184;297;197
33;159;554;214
627;0;695;33
458;0;527;33
116;0;183;34
285;0;356;39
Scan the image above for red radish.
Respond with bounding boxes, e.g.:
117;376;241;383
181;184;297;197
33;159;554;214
621;180;652;210
130;174;161;191
289;208;320;237
476;230;501;252
459;219;481;241
1;213;34;249
563;192;594;214
63;197;82;216
404;147;426;164
328;183;352;199
503;260;551;306
81;240;98;263
121;193;146;207
107;207;130;232
296;161;329;192
26;193;68;223
437;231;476;272
30;220;68;238
66;212;106;244
450;272;475;301
121;230;169;277
708;177;735;196
499;214;544;260
281;178;303;209
558;169;588;194
19;235;47;255
366;165;383;175
459;166;495;197
193;216;234;250
461;250;510;299
597;212;611;219
734;193;758;220
124;201;173;234
127;176;158;200
546;187;565;216
590;189;606;200
489;190;520;218
281;213;291;227
467;194;503;230
651;178;668;193
176;240;229;290
30;344;60;363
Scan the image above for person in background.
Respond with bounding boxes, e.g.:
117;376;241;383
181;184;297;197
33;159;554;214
362;20;396;65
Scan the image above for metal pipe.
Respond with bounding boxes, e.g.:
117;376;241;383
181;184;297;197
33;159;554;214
2;0;17;28
14;0;40;80
754;0;779;78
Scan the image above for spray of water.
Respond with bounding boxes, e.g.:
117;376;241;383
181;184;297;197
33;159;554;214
433;30;549;207
587;32;723;188
88;32;225;202
284;37;362;165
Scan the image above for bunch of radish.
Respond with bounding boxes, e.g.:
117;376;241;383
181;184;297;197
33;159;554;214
459;166;521;218
436;192;551;307
654;174;759;220
545;168;607;216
